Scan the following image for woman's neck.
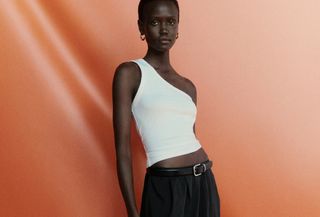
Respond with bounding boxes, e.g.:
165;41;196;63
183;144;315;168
144;48;171;68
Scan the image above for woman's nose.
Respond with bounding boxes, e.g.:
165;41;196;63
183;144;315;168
160;23;168;34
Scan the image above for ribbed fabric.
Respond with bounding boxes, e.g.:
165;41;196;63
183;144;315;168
130;58;202;167
140;163;220;217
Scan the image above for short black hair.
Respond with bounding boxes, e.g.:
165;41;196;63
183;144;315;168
138;0;180;22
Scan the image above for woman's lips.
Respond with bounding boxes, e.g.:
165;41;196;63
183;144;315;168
160;38;171;44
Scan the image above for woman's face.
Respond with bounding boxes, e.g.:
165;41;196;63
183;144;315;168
139;1;179;52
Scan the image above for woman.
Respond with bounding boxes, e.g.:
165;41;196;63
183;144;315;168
112;0;220;216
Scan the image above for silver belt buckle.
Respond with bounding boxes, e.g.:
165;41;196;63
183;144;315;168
193;163;206;176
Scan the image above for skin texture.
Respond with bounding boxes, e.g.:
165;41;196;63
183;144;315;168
112;1;209;216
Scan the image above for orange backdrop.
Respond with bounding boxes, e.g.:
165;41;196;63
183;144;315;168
1;1;319;216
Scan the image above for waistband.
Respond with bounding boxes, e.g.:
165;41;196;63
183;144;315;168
146;160;212;177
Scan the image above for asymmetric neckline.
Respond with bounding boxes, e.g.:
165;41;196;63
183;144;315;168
141;58;196;109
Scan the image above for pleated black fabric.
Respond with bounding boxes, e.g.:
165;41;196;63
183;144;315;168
140;165;220;217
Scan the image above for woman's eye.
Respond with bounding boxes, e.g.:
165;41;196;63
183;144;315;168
169;19;176;25
151;20;158;25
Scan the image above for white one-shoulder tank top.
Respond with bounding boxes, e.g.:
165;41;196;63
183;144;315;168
130;58;202;168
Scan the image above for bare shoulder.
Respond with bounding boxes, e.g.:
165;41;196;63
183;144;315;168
181;76;197;104
113;61;140;81
112;61;141;90
183;77;197;94
184;77;197;90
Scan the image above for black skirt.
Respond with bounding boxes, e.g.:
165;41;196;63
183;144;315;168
140;160;220;217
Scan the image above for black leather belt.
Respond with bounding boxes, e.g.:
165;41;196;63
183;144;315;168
146;160;212;177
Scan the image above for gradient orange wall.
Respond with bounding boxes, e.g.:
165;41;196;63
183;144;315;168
1;1;319;216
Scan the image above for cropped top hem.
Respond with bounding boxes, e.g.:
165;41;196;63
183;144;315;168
146;141;202;167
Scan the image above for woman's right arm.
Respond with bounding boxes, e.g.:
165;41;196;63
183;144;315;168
112;62;141;217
